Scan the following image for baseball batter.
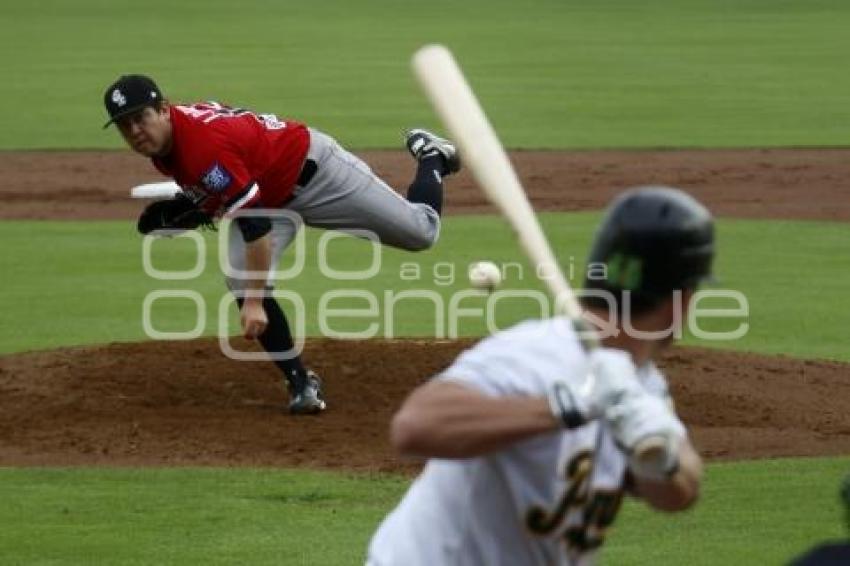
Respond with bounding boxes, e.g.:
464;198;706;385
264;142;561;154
103;74;460;414
367;188;713;565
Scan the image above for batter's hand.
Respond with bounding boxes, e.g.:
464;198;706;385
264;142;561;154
548;348;644;428
605;393;684;480
240;299;268;340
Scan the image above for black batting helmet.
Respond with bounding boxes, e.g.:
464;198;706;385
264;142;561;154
584;186;714;302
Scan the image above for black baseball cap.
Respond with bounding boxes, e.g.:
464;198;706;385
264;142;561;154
102;74;163;128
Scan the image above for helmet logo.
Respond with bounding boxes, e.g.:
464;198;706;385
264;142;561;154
606;253;643;290
112;89;127;107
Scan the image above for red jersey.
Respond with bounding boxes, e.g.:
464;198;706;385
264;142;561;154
152;102;309;216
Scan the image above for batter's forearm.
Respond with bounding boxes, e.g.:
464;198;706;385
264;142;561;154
632;438;702;512
391;382;560;458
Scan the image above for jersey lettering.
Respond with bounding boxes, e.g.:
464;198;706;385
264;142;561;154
525;450;624;552
178;102;287;130
526;450;593;535
564;489;623;552
257;113;287;130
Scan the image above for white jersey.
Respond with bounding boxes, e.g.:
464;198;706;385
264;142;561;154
367;317;683;566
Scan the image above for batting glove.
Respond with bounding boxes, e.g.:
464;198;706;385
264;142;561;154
547;348;645;428
605;393;685;480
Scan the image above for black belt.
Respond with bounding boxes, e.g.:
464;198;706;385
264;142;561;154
296;158;318;187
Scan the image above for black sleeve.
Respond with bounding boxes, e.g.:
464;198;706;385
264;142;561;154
236;215;272;243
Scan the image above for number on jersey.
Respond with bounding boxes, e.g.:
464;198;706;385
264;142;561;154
525;451;624;553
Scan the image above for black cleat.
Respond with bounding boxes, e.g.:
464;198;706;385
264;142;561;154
404;128;461;175
288;370;327;415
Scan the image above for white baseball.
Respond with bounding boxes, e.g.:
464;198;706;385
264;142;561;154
468;261;502;290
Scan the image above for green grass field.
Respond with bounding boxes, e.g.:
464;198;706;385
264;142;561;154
2;214;848;361
3;0;850;149
1;457;847;565
2;0;849;564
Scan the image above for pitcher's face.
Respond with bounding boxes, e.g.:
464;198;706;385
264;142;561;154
117;104;172;157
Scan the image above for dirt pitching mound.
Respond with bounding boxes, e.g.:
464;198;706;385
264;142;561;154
1;339;847;472
2;148;849;221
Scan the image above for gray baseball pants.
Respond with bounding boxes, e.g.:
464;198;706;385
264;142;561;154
227;128;441;289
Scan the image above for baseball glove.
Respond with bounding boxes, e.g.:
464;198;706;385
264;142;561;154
137;193;215;234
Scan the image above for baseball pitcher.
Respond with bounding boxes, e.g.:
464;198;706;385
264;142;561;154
103;74;460;414
367;187;712;565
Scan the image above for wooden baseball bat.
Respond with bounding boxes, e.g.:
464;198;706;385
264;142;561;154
411;45;588;328
412;44;676;470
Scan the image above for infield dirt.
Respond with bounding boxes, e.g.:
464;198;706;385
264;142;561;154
1;339;849;471
2;148;850;221
0;149;847;470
